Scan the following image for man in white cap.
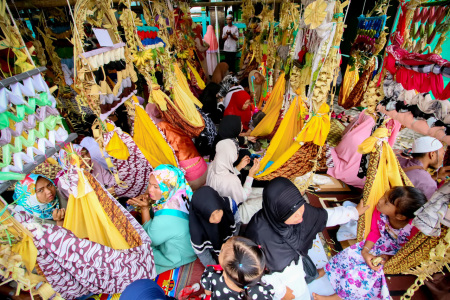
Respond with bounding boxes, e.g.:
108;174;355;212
222;14;239;73
397;136;450;199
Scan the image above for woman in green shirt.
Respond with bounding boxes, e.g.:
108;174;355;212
128;164;197;274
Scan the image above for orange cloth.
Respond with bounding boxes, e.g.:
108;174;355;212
157;121;200;161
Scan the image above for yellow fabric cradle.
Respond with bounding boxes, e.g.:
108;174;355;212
295;103;331;147
338;64;359;107
132;98;178;168
357;128;413;240
174;63;203;108
255;95;306;178
251;73;286;137
63;156;130;249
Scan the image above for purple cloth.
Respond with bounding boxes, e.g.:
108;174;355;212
397;155;437;199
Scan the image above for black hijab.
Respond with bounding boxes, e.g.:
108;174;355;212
245;177;328;273
210;115;242;161
199;82;222;123
189;186;237;261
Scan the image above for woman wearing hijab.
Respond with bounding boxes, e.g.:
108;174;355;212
127;164;196;274
189;186;240;267
206;139;262;224
146;104;208;191
203;25;219;76
198;82;224;124
245;177;368;300
224;90;253;131
120;279;176;300
56;144;116;199
13;174;67;225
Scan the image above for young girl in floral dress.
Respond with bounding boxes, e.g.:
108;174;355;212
313;186;427;300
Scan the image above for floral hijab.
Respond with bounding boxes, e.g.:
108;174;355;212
151;164;193;214
13;174;59;219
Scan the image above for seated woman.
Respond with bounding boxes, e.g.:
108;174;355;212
327;111;401;189
206;139;261;224
127;164;196;274
224;90;253;132
13;174;67;225
56;144;116;199
189;186;240;267
313;186;427;300
198;82;224;124
209;115;256;162
245;177;368;300
146;104;208;191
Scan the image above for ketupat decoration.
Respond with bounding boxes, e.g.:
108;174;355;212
0;198;63;299
303;0;328;30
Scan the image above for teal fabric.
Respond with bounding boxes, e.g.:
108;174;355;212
143;209;196;274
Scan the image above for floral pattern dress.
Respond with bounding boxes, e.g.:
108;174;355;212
325;213;414;300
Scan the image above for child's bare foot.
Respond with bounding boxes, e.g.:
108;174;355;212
317;268;326;279
312;293;342;300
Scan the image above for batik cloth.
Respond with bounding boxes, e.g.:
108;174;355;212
151;164;193;214
13;174;59;219
104;120;152;198
13;209;155;299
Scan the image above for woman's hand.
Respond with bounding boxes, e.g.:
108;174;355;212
127;194;150;208
248;158;261;178
282;287;295;300
236;156;251;171
356;200;370;216
52;208;65;226
362;250;381;272
247;136;257;143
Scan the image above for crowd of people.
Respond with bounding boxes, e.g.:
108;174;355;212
6;15;450;300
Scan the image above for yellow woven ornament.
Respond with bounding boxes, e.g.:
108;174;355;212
304;0;328;29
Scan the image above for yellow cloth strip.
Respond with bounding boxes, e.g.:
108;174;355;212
358;128;408;239
63;160;130;249
251;73;286;137
187;61;206;90
295;103;330;147
133;103;178;167
11;235;37;273
255;96;305;178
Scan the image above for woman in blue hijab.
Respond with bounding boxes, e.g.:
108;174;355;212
120;279;176;300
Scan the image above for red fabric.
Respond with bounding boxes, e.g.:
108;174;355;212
385;45;450;99
224;90;252;131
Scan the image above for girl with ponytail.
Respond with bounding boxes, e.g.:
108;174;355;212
201;236;274;299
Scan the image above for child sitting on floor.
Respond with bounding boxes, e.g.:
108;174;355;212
201;236;274;300
313;186;427;300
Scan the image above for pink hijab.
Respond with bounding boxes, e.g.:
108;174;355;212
203;25;218;52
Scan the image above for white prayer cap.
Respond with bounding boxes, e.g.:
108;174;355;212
226;15;233;20
411;136;443;153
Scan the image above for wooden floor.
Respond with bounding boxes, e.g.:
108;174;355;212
306;190;432;300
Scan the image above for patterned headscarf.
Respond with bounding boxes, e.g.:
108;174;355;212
218;75;240;98
13;174;59;219
151;164;193;214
